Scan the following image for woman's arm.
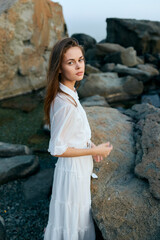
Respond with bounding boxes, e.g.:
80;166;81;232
54;142;113;159
54;147;96;158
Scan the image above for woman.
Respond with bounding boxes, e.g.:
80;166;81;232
43;37;113;240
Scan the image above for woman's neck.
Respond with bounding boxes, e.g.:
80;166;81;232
60;81;76;92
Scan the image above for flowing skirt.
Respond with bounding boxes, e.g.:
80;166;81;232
44;154;96;240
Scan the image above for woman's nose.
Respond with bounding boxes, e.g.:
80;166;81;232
75;61;80;69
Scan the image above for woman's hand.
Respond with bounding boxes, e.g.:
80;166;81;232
91;141;104;163
91;141;113;162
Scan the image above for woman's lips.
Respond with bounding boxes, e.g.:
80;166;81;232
76;72;84;76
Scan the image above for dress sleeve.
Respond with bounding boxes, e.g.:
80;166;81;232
48;104;76;156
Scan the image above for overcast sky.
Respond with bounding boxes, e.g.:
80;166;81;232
55;0;160;42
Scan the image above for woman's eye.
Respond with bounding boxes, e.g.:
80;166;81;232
79;58;84;62
68;61;73;65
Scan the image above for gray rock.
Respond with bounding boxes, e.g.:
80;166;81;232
113;64;156;82
128;103;160;200
101;63;115;72
137;63;159;76
85;47;102;67
106;18;160;55
23;168;54;202
0;142;32;157
123;76;144;95
0;155;39;185
104;47;138;67
85;64;101;75
78;72;143;103
0;216;6;240
96;42;125;54
71;33;96;51
80;95;110;107
141;94;160;108
144;53;159;65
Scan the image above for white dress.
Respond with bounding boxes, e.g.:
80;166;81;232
44;82;96;240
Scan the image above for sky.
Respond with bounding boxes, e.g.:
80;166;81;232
55;0;160;42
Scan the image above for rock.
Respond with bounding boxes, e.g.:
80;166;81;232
113;64;155;82
85;106;160;240
87;44;138;67
0;0;67;100
101;63;115;72
78;73;143;103
104;47;138;67
0;90;43;112
136;56;144;65
123;76;143;95
0;142;32;157
0;0;17;14
80;95;110;107
98;39;106;43
137;63;159;76
125;104;160;200
43;124;50;134
71;33;96;51
0;99;38;113
28;133;49;151
96;43;125;54
85;47;102;67
0;216;6;240
85;64;101;75
23;168;54;202
141;94;160;108
106;18;160;55
0;155;39;185
144;53;159;66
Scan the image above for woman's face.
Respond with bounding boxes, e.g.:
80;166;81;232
60;46;85;83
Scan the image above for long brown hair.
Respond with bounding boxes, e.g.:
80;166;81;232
44;37;84;126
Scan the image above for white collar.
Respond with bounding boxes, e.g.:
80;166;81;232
59;82;79;104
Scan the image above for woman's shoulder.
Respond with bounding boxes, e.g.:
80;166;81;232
55;92;77;109
50;93;76;116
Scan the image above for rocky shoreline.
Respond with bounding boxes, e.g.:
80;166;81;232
0;156;52;240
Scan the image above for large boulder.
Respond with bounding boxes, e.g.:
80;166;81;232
0;155;39;185
113;64;159;82
23;168;54;202
80;95;109;107
71;33;96;51
0;0;67;100
125;103;160;200
106;18;160;55
96;43;125;54
85;106;160;240
104;47;138;67
78;73;143;102
0;142;32;157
